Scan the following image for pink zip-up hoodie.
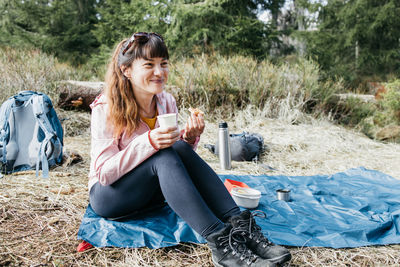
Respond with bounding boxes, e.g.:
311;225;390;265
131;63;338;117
88;91;199;191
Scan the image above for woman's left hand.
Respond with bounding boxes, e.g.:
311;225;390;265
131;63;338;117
183;112;205;144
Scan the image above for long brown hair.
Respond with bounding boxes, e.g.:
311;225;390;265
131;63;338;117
104;33;169;138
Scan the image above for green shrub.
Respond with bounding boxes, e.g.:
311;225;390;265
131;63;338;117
334;98;377;127
380;80;400;123
168;54;338;118
358;116;375;139
0;46;95;104
341;80;400;142
86;44;113;80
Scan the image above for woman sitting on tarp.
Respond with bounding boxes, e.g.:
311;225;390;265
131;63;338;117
88;31;291;267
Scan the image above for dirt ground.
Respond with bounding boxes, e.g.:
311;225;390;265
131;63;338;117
1;110;400;266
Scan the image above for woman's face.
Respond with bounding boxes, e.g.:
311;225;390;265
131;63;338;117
126;57;169;97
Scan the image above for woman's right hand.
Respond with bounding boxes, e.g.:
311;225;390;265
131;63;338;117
149;126;180;150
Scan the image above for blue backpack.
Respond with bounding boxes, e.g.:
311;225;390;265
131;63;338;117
0;91;63;178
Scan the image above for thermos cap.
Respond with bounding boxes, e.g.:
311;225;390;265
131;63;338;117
219;122;228;128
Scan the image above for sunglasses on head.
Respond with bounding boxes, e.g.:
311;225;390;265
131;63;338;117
121;32;164;56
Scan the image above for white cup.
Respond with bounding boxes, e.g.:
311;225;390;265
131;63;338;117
157;113;177;129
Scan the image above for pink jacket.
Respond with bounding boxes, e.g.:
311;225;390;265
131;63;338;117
88;91;199;191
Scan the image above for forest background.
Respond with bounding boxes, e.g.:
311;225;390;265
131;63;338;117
1;0;399;141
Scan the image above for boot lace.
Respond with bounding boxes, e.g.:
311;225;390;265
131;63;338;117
217;227;259;265
236;210;273;248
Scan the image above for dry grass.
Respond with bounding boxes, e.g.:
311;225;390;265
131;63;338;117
1;108;400;267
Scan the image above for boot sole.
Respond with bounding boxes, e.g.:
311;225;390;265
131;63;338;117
211;255;224;267
267;252;291;265
212;254;278;267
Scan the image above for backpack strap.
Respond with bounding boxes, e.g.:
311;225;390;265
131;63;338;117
31;95;62;178
0;97;15;169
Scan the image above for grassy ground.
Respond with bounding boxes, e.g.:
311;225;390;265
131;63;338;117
1;108;400;266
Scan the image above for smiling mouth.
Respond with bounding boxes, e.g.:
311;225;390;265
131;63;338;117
151;79;164;83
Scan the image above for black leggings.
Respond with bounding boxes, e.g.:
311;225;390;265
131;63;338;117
89;140;240;238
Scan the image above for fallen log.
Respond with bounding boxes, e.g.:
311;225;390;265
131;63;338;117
57;80;104;111
333;93;377;103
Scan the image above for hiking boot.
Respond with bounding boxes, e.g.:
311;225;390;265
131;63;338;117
229;210;291;265
206;224;276;267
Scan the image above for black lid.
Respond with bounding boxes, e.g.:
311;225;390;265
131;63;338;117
219;122;228;128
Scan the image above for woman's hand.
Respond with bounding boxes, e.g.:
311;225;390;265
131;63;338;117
149;126;180;150
183;112;205;144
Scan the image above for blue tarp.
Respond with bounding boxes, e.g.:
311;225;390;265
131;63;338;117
77;167;400;248
78;204;205;248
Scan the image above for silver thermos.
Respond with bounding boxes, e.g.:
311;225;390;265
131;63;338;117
218;122;231;170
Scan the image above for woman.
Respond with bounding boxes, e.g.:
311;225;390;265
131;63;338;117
88;32;291;267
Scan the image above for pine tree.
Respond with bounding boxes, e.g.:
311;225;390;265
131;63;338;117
305;0;400;84
166;0;277;58
0;0;99;65
93;0;280;59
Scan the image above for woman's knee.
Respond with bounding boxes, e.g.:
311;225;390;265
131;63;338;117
155;147;176;158
152;143;191;170
172;140;193;155
152;147;181;166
